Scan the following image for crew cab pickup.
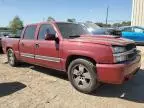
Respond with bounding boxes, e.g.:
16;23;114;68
2;22;141;93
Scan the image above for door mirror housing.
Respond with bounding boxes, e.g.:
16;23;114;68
45;33;56;40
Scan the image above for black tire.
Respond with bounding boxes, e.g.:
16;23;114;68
7;49;18;67
68;58;100;94
0;48;3;53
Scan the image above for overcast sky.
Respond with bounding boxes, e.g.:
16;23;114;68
0;0;132;26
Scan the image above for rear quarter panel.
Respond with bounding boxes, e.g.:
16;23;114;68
2;37;20;60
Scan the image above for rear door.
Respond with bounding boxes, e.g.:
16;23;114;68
35;24;61;70
19;25;37;63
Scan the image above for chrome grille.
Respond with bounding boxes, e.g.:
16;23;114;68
125;44;136;51
126;44;137;61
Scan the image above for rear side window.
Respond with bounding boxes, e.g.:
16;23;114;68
133;27;144;33
24;25;37;39
38;24;56;40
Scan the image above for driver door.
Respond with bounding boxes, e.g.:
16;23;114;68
35;24;61;70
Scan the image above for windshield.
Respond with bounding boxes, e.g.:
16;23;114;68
56;23;90;38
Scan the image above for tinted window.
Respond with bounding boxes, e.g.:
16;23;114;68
38;24;56;40
24;26;37;39
56;23;89;38
123;27;133;32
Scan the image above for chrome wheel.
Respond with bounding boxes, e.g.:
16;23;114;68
72;64;92;89
68;59;100;93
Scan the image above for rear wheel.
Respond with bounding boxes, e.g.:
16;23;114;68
7;49;18;67
68;59;100;93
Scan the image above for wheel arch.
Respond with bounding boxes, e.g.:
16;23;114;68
65;55;96;71
6;47;13;52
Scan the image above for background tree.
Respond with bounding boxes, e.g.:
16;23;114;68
67;18;76;23
112;23;121;27
95;21;131;28
121;21;131;26
9;16;23;33
112;21;131;27
95;22;111;27
47;16;55;22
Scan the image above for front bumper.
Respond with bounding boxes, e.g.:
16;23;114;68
96;54;141;84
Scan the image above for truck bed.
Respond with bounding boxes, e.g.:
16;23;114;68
2;37;20;54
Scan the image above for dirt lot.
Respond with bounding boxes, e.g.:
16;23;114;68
0;47;144;108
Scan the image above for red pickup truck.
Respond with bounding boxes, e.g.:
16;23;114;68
2;22;141;93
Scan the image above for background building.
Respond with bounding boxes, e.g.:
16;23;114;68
131;0;144;26
132;0;144;26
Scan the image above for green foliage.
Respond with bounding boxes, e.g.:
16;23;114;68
67;18;76;23
95;21;131;27
0;27;10;30
47;16;55;22
112;23;121;27
112;21;131;27
121;21;131;26
0;27;12;32
9;16;23;33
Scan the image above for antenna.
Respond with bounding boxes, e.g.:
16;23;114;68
106;6;109;25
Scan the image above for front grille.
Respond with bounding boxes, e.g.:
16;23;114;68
126;44;137;61
113;43;138;63
125;44;136;51
127;52;136;60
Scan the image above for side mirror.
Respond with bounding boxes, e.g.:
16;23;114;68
45;33;56;40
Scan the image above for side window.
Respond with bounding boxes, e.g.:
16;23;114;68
38;24;56;40
24;26;37;39
123;27;133;32
133;27;144;33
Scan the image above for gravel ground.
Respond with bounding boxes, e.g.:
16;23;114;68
0;46;144;108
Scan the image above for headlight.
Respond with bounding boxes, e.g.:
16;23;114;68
114;55;127;63
112;46;127;63
112;46;126;54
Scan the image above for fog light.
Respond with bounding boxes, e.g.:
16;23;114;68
114;55;127;63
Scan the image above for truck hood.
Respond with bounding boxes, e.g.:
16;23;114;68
68;35;135;46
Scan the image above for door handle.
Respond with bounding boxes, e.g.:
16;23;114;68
21;43;24;46
35;43;39;48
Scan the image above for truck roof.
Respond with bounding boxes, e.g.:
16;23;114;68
25;21;79;27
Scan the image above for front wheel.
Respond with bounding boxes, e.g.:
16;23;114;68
7;49;18;67
68;59;100;94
